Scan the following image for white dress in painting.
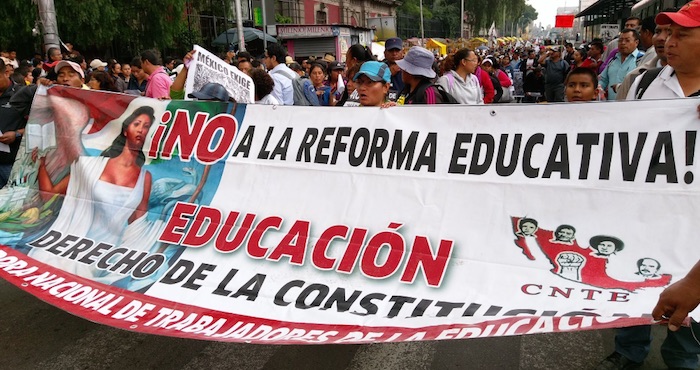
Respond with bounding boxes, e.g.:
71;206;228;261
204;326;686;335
29;156;163;285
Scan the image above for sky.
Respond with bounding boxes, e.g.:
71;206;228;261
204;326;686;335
527;0;574;28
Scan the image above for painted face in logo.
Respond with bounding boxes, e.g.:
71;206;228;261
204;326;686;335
596;241;617;255
638;259;660;277
556;228;575;242
520;222;537;236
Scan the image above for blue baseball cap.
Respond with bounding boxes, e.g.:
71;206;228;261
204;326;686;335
353;61;391;83
385;37;403;51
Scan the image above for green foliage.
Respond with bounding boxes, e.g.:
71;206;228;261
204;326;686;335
397;0;433;20
275;13;293;24
397;0;534;38
0;0;188;56
91;0;188;51
521;4;538;25
431;0;459;36
0;1;41;54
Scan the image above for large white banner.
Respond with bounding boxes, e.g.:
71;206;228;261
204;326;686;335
0;87;698;343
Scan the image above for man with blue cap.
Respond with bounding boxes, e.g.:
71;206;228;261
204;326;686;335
384;37;405;99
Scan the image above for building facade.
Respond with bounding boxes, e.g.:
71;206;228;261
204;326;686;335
276;0;398;27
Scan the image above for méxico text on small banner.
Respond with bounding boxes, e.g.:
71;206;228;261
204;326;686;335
0;86;698;344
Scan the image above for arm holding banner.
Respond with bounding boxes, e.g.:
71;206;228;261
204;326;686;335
34;149;69;201
171;50;195;99
653;260;700;331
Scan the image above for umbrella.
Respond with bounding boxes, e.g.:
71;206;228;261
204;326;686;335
476;45;489;51
212;27;278;46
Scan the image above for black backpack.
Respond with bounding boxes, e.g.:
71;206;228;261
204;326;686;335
489;74;503;103
403;81;458;104
433;84;458;104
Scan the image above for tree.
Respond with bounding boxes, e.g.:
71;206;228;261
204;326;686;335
432;0;460;37
426;0;530;37
398;0;434;20
0;0;189;59
0;1;41;56
520;4;538;30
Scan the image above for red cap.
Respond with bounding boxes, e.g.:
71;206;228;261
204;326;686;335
656;0;700;27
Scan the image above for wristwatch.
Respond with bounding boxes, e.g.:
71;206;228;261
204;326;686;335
14;131;22;139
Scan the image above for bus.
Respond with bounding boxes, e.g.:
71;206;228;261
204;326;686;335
631;0;691;19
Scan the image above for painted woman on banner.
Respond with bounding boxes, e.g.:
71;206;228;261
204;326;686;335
27;104;167;287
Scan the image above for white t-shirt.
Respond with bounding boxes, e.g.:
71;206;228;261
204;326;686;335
626;66;686;100
257;94;280;105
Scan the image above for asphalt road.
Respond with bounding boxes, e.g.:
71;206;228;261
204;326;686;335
0;278;670;370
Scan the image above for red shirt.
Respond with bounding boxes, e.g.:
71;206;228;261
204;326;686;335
476;67;495;104
571;57;598;73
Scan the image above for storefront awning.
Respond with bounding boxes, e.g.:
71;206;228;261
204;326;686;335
576;0;638;18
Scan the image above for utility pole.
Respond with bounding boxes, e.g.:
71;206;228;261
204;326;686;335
36;0;60;53
460;0;464;39
235;0;246;51
261;0;268;49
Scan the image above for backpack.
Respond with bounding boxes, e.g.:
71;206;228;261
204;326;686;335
399;82;458;104
489;74;503;103
295;77;321;106
270;68;320;106
634;67;663;100
433;84;458;104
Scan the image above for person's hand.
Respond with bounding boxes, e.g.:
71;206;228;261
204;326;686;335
38;77;53;86
652;276;700;331
31;147;41;163
183;49;196;69
380;102;397;109
0;131;17;145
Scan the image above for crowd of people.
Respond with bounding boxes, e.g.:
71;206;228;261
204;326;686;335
1;1;700;368
0;14;659;109
0;13;662;109
0;0;684;109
